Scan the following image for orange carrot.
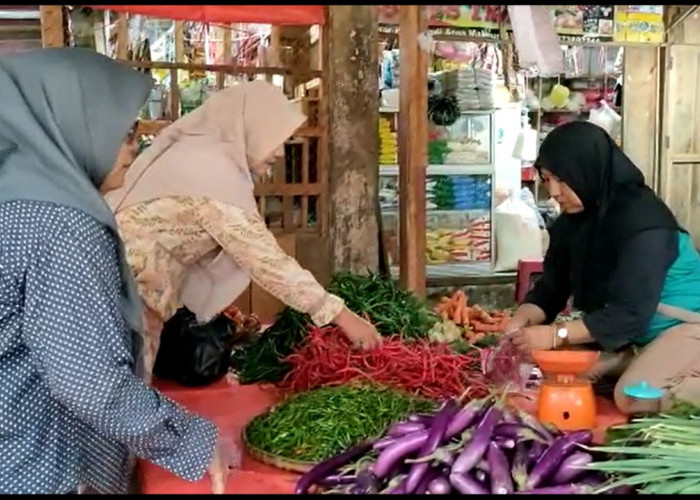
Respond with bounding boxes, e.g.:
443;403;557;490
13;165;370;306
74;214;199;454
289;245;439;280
471;321;503;333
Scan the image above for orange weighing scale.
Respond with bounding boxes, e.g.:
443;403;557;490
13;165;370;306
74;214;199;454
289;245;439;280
530;350;600;431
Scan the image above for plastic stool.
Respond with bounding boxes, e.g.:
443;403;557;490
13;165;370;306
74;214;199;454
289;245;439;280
515;259;543;304
515;259;571;314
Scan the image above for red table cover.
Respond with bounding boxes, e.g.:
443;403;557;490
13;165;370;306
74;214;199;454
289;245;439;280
139;377;299;494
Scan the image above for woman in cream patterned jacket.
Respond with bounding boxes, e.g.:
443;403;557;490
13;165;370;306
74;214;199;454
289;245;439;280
106;81;381;383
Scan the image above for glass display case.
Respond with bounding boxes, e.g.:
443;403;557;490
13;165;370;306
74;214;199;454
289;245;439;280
429;112;493;165
379;111;496;279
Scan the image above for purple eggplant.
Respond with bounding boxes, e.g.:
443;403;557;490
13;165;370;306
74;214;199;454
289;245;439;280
414;467;442;495
451;404;502;474
527;441;546;461
474;468;488;483
295;440;374;494
385;482;407;494
317;474;357;487
511;442;530;491
428;476;452;495
405;399;458;492
445;397;490;439
516;411;557;443
348;470;378;494
373;435;398;451
494;422;547;443
526;430;593;489
373;430;429;478
550;452;593;485
493;435;516;450
388;421;426;437
487;441;514;494
449;472;489;494
408;413;435;425
516;484;593;494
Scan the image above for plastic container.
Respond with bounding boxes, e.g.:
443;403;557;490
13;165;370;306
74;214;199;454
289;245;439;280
622;381;665;416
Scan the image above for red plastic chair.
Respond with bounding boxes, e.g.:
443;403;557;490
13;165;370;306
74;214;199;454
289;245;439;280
515;259;571;314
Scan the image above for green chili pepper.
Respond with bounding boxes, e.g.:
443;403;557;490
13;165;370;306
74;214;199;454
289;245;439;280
245;384;435;463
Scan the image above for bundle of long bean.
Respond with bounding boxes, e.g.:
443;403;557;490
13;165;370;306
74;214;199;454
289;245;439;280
230;307;311;384
588;414;700;494
328;272;436;340
245;384;435;463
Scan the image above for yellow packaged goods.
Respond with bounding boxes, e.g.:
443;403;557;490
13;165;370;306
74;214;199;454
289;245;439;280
426;229;453;263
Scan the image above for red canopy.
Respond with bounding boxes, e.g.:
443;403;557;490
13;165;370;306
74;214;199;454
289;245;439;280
87;5;325;25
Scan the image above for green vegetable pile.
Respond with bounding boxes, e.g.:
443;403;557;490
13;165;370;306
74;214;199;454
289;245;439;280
328;272;437;340
230;272;437;384
590;413;700;494
230;307;311;384
245;384;435;463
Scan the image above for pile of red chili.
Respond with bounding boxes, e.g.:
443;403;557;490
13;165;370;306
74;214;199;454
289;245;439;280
280;326;491;401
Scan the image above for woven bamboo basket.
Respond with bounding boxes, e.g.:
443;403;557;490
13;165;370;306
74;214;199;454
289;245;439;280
242;417;317;474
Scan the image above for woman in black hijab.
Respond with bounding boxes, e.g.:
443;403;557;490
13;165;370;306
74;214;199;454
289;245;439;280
508;121;700;414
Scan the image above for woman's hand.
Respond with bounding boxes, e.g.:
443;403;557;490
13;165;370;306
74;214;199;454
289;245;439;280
207;434;240;494
510;325;556;354
333;307;382;350
504;316;529;335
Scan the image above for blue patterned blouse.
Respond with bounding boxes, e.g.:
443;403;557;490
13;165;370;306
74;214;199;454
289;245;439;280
0;200;217;494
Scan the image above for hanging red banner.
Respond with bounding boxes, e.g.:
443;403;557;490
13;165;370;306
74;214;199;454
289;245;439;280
87;5;326;25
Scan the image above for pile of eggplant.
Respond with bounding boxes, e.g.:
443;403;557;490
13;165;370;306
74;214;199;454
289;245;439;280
295;396;625;495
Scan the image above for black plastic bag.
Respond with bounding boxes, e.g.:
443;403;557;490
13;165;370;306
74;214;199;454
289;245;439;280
153;307;237;387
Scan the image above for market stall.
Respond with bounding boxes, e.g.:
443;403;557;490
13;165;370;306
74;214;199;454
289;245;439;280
33;6;696;496
377;5;666;289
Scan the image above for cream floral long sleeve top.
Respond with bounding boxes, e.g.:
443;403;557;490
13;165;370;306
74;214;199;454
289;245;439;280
115;196;344;326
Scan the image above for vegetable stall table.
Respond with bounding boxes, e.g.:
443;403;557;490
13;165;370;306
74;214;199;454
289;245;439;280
138;377;300;494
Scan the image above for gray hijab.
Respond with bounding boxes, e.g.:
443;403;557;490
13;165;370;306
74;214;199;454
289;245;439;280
0;47;152;333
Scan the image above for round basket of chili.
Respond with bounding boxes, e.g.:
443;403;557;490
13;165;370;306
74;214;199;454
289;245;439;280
242;384;435;470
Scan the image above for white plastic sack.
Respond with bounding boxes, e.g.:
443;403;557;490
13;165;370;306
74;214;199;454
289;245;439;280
494;191;544;272
588;100;622;139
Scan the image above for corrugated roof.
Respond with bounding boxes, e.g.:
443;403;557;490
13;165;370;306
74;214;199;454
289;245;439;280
0;6;40;20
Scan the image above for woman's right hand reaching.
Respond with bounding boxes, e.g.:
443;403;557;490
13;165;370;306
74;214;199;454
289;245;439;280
333;307;382;350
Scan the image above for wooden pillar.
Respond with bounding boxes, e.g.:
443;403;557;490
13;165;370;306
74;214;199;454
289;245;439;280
115;13;129;59
398;5;428;295
325;5;381;273
39;6;65;48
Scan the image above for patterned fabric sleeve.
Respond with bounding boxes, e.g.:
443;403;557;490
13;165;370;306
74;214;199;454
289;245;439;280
199;199;344;326
22;223;217;482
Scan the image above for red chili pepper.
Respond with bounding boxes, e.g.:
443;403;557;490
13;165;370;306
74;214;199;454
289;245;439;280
279;327;491;401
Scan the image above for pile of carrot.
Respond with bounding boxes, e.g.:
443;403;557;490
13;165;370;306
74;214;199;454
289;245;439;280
433;290;510;341
280;326;491;402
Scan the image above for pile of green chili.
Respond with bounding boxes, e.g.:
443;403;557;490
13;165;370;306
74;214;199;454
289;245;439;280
328;272;437;340
244;384;435;463
230;307;311;384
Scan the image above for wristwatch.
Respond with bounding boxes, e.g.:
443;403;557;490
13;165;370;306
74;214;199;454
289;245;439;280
554;321;569;348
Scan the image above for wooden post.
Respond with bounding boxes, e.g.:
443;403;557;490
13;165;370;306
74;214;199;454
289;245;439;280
39;6;65;48
325;5;380;273
398;5;428;295
116;13;129;59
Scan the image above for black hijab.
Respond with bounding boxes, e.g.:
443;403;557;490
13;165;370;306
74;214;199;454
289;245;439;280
536;121;682;313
